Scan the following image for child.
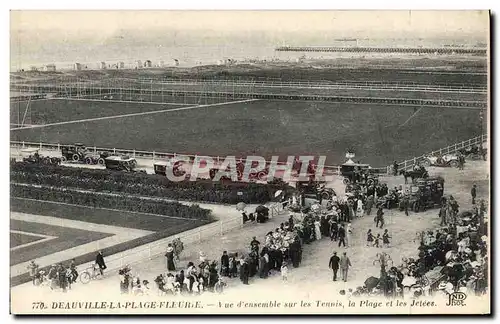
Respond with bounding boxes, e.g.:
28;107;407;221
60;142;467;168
281;262;289;282
366;229;374;247
374;234;381;248
383;229;391;248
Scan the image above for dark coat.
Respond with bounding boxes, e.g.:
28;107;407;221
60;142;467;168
220;254;229;267
329;255;340;270
96;253;106;268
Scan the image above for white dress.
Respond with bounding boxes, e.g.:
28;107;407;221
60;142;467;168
356;199;364;216
314;221;322;240
346;224;352;246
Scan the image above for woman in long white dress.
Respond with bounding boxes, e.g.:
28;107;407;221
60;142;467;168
356;198;364;217
314;219;322;240
346;223;353;247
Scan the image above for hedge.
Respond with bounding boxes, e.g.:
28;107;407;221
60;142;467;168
11;184;213;221
11;162;292;204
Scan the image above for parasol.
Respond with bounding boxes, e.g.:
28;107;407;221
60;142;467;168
445;251;456;260
402;276;417;287
236;202;246;211
274;190;283;198
364;276;379;290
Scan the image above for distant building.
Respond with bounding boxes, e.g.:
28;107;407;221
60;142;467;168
43;64;56;72
158;60;165;68
99;62;107;70
74;63;82;71
144;60;152;68
30;66;38;71
135;60;142;69
118;61;125;69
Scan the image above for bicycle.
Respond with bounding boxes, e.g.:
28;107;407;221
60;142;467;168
80;264;102;284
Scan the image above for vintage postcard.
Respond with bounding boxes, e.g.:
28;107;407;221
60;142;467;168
9;10;490;315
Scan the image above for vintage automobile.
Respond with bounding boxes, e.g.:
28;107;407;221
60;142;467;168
153;159;187;177
61;143;109;165
20;148;62;165
296;180;336;203
458;146;487;161
406;177;445;212
340;161;372;185
104;156;145;173
419;154;459;168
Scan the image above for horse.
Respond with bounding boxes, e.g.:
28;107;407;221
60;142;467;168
399;169;428;184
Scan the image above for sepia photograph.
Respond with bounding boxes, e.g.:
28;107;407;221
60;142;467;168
8;9;490;315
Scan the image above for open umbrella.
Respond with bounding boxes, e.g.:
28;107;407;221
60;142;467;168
274;190;283;198
364;276;379;290
236;202;246;211
402;276;417;287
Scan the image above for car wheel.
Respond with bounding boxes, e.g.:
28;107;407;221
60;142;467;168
449;160;459;168
85;157;93;165
72;154;80;161
61;156;67;162
420;159;431;167
98;158;105;165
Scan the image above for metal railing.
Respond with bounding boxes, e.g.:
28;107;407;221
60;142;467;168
136;78;487;92
392;134;487;172
74;202;286;278
10;140;347;176
12;137;485;176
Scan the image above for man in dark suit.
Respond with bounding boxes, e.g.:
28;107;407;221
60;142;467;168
337;225;346;247
471;184;477;205
95;251;107;276
328;252;340;281
220;251;229;277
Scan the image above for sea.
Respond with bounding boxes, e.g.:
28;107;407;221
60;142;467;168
10;31;487;71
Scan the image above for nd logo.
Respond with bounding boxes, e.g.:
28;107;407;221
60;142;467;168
446;292;467;306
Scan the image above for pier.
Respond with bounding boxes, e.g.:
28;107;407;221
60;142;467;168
275;46;487;56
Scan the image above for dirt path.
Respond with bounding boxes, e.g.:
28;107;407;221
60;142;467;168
11;160;489;304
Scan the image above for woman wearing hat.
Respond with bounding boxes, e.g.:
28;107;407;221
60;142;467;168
165;244;176;272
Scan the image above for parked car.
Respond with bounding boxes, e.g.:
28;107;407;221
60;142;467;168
20;148;61;165
419;154;459;168
406;177;445;212
104;156;144;173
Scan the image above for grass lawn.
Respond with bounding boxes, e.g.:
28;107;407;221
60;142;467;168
10;197;209;232
10;99;486;166
9;99;185;125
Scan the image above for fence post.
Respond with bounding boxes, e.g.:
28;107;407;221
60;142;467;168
337;166;340;176
94;146;96;153
22;141;25;148
57;143;60;152
413;157;416;166
113;148;116;154
39;142;42;150
133;150;136;158
152;152;156;162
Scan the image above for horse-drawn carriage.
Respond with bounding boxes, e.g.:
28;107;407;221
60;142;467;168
399;166;429;184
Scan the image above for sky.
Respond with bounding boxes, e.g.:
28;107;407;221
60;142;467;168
10;10;489;37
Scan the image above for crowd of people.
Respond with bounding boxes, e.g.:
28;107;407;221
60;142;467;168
27;251;107;293
24;155;488;301
345;191;488;299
